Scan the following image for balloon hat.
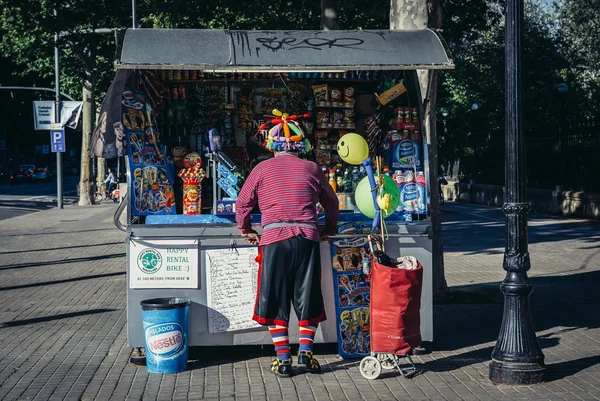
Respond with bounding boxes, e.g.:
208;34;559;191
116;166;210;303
257;109;313;153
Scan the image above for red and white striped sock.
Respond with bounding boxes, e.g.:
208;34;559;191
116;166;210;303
268;325;291;361
299;324;317;353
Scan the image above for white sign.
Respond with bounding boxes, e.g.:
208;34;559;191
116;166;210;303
205;247;260;333
33;101;82;130
129;240;198;289
33;101;55;130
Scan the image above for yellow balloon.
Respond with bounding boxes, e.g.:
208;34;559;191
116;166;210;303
337;133;369;165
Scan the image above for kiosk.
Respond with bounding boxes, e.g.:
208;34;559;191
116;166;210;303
104;28;454;352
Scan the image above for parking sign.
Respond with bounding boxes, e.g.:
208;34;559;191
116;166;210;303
50;124;65;153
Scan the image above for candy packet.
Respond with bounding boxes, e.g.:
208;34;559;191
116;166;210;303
312;84;329;102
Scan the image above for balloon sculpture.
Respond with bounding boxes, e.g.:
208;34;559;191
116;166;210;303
337;133;399;231
257;109;313;153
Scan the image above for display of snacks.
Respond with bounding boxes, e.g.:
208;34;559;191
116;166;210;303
260;89;284;115
147;67;426;221
182;181;201;214
178;164;206;183
312;84;329;102
330;87;342;102
179;165;206;215
318;122;356;129
315;100;355;108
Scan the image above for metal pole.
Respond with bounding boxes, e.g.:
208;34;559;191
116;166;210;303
489;0;545;385
54;9;63;209
132;0;137;29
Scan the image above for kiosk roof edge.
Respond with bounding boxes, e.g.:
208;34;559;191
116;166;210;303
115;28;454;71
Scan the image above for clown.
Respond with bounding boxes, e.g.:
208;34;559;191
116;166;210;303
237;110;339;378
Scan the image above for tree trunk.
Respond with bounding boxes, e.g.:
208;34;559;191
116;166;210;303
97;157;106;189
78;80;95;206
390;0;449;300
389;0;428;30
320;0;340;30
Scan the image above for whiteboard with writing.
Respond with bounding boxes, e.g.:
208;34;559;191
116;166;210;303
205;247;261;333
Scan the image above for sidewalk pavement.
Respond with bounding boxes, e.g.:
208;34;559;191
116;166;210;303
0;202;598;401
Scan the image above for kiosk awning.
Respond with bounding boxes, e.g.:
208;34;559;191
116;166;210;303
116;29;453;71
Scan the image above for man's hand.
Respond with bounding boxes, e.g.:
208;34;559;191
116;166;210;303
243;230;260;245
320;233;330;242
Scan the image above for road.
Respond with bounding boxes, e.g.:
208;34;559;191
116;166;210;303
0;176;79;220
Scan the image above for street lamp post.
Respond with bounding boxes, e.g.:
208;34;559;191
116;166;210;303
54;9;63;209
488;0;546;385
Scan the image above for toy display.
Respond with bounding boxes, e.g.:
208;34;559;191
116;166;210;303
124;87;176;216
330;232;371;359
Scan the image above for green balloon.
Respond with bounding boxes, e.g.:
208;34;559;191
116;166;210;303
354;175;401;218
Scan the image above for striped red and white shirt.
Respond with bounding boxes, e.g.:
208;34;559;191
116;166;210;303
235;154;339;246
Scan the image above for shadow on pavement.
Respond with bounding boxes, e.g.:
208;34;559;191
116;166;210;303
545;355;600;382
0;308;117;328
0;271;125;291
0;241;123;255
430;269;600;379
0;228;118;237
0;253;126;270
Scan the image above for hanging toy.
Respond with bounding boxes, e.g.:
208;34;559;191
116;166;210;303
337;133;381;230
256;109;313;153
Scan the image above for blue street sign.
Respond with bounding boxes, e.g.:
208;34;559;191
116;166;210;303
50;128;65;153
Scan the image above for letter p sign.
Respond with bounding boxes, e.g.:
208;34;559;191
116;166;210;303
50;126;65;153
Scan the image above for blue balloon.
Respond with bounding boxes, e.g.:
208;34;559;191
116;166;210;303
362;158;381;230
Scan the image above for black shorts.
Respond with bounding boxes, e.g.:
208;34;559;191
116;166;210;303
252;235;327;327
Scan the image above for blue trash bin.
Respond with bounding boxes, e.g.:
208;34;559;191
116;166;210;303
141;298;191;374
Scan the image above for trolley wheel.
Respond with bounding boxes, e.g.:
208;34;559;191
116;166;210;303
359;356;382;380
377;353;396;370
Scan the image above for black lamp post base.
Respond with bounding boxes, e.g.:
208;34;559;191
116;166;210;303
489;359;545;385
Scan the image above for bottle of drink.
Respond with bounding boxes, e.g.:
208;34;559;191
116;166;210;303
343;168;353;193
383;166;391;177
329;169;337;193
351;166;360;191
321;165;328;178
337;176;344;193
335;164;344;192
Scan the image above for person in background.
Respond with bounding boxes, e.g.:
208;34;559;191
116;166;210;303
104;168;117;199
236;128;339;378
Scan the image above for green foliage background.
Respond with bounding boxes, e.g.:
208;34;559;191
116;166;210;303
1;0;597;187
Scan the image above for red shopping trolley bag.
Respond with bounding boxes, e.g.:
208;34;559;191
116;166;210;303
370;259;423;355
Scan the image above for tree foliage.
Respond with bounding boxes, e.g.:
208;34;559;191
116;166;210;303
2;0;598;186
556;0;600;110
436;0;578;183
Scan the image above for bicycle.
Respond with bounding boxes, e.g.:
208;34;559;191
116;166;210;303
94;183;119;203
